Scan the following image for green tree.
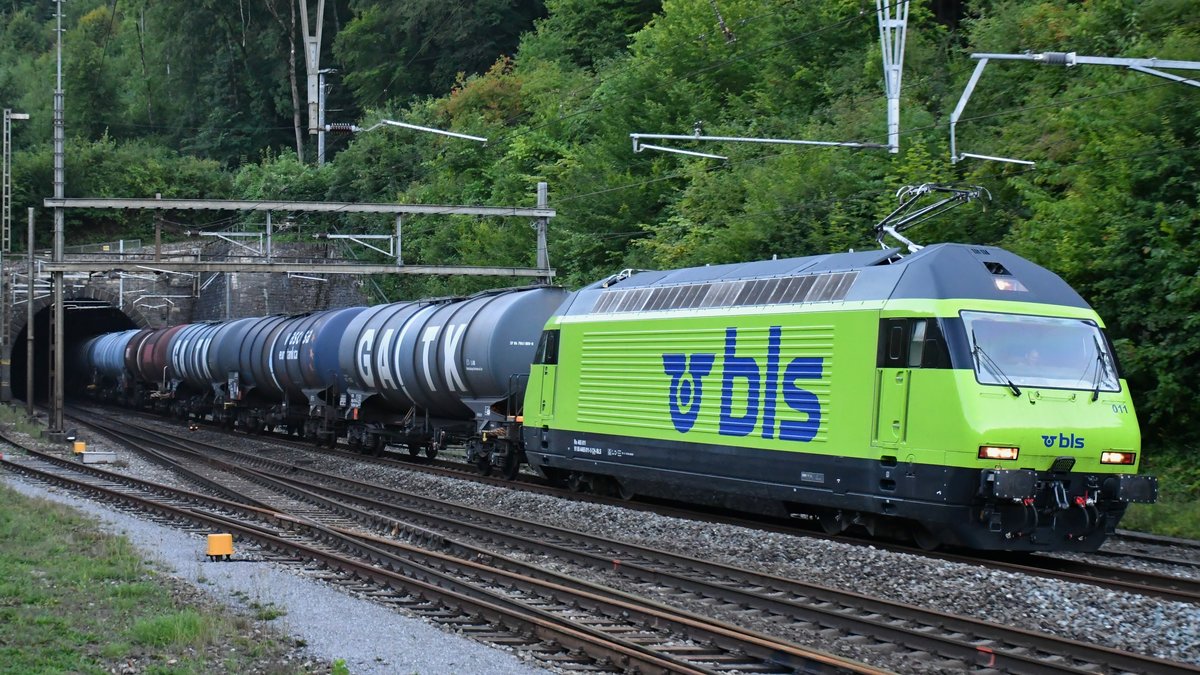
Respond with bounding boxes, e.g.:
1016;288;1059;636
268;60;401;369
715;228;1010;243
333;0;546;109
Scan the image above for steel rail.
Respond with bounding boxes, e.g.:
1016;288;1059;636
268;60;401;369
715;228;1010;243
29;420;876;675
74;404;1200;605
71;413;1198;675
1;452;870;675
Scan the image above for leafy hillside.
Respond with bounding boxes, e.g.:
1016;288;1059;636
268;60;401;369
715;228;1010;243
2;0;1199;462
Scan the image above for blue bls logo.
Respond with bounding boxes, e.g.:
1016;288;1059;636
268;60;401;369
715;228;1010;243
1042;433;1085;449
662;327;823;442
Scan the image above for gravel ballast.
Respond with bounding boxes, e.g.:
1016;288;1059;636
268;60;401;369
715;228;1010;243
10;415;1200;672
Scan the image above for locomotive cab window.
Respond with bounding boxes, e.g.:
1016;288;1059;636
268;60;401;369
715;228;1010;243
534;329;560;365
962;311;1120;392
878;318;951;369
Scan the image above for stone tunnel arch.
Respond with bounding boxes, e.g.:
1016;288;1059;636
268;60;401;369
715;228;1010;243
9;287;154;404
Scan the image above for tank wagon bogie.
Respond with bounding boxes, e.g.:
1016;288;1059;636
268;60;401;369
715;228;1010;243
76;244;1157;551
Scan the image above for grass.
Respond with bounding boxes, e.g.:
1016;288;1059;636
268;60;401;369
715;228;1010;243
0;481;319;674
0;401;43;438
250;601;287;621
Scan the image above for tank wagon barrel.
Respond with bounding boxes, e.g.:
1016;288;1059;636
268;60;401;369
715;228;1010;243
271;306;366;402
78;329;142;383
339;286;568;420
169;323;223;391
76;284;567;456
133;324;187;388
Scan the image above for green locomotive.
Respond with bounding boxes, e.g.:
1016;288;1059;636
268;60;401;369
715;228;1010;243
520;243;1158;551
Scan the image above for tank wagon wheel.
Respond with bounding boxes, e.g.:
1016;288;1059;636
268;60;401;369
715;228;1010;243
427;430;446;461
475;454;493;476
366;435;383;457
615;480;636;501
407;444;421;458
500;448;520;481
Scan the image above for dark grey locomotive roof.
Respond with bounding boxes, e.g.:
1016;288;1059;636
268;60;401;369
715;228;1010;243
555;243;1089;318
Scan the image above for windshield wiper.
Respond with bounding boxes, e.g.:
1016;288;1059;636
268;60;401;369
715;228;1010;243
1091;335;1113;402
971;330;1021;397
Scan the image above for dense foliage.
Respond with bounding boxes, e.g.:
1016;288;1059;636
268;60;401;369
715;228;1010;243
2;0;1199;461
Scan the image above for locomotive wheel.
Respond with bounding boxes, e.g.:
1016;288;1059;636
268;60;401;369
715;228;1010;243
616;480;636;501
819;510;847;535
566;473;585;493
910;524;943;551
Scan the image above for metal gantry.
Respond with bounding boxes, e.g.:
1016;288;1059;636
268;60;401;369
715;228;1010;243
41;194;555;276
877;0;909;154
341;119;488;144
630;1;908;158
950;52;1200;165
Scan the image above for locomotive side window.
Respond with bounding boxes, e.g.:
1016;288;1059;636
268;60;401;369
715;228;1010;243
880;319;908;366
878;318;952;368
909;320;927;365
919;321;951;368
888;325;905;361
534;329;560;365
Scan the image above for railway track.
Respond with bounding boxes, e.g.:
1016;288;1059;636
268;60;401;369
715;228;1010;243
1098;530;1200;570
4;425;878;674
65;401;1200;600
58;412;1200;674
70;403;1200;606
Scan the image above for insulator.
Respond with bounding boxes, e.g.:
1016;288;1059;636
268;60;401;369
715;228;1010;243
1040;51;1075;66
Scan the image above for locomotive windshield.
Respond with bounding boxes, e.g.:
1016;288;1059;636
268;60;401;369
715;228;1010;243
961;311;1120;393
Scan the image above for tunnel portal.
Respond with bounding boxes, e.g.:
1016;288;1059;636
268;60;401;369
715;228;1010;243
14;300;136;404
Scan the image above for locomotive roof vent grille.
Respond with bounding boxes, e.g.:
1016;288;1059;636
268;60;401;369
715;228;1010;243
592;271;857;314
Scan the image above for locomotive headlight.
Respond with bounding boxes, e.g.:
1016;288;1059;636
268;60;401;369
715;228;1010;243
993;277;1028;292
1101;451;1136;465
979;445;1020;461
